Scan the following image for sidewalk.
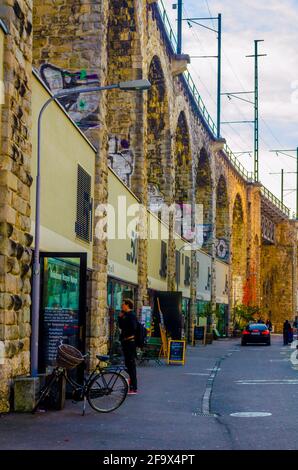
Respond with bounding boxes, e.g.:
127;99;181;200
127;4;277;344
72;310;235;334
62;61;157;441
0;339;239;450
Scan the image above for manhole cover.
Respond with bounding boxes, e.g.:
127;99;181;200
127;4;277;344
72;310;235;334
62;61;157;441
230;412;272;418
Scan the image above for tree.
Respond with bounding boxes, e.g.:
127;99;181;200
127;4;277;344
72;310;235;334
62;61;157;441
232;303;260;331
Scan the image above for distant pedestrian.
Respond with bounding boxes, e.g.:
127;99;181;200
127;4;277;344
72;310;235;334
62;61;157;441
266;319;272;331
118;298;138;395
283;320;291;345
257;317;265;324
288;325;294;343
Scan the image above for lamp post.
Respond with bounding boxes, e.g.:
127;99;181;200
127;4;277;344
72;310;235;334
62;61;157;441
31;79;151;377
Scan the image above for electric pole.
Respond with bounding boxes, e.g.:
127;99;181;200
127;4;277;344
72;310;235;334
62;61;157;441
270;148;298;218
246;40;267;182
175;3;222;138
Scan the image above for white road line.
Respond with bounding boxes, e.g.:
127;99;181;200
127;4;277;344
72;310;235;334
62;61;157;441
269;359;289;362
236;382;298;385
290;348;298;365
230;412;272;418
184;373;209;376
236;379;298;382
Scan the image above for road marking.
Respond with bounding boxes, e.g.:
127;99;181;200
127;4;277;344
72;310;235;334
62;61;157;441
205;368;221;371
290;348;298;365
236;379;298;382
230;412;272;418
269;359;289;362
236;379;298;385
184;373;209;376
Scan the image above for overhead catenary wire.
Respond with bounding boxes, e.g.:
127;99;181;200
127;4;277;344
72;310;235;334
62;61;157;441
203;0;293;172
182;2;253;154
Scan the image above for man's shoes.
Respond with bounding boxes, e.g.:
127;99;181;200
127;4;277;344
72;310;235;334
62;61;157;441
127;390;138;395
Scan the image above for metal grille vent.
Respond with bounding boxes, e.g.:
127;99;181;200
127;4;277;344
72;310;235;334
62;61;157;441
75;165;92;242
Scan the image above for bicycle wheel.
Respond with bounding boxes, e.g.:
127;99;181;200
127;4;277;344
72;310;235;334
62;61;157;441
87;371;128;413
32;370;61;413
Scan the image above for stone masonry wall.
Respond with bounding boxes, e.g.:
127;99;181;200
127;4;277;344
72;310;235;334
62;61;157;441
261;221;297;333
0;0;33;412
33;0;110;365
31;0;297;354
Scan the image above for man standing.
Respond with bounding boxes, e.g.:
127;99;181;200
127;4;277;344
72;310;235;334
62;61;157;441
118;298;138;395
283;320;291;345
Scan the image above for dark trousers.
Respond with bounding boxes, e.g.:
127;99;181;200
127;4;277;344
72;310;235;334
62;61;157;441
122;340;137;391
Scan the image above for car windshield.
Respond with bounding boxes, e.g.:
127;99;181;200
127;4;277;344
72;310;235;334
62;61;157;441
247;324;268;331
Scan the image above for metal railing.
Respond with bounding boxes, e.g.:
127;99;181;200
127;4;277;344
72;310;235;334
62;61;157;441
159;0;178;50
261;186;290;218
156;0;290;218
224;144;253;181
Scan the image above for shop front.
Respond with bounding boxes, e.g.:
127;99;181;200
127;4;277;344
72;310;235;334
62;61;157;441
107;277;137;355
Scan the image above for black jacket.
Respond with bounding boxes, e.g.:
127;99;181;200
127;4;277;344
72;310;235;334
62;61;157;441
118;311;137;341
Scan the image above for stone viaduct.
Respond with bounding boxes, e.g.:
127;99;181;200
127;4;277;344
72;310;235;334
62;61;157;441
0;0;297;411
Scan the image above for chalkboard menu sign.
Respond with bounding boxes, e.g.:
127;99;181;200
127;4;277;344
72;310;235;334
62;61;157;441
167;340;186;365
193;326;205;343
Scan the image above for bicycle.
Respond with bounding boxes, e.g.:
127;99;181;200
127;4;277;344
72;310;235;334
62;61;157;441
32;344;128;415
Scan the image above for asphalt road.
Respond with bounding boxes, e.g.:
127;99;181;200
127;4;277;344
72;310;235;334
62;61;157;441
0;335;297;450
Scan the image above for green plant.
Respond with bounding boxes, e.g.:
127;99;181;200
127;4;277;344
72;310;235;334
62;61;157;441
232;303;260;330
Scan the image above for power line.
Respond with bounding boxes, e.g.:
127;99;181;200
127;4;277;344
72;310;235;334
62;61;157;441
204;0;288;160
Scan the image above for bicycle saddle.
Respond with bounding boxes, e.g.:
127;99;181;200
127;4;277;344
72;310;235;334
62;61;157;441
96;355;110;361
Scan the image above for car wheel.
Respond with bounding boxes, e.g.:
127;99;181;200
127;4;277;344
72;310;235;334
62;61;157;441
266;341;271;346
241;341;246;346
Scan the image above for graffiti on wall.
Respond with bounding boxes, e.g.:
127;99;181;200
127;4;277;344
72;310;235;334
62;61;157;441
108;136;134;187
148;184;165;213
216;238;229;262
40;63;100;130
40;64;137;186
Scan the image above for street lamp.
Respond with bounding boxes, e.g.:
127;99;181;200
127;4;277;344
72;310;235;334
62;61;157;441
31;79;151;377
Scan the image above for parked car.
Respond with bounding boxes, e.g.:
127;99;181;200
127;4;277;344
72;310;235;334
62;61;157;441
241;323;271;346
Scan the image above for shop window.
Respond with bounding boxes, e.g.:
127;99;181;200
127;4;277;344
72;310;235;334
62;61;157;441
75;165;92;242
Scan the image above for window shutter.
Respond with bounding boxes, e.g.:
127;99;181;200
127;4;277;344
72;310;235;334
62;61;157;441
184;256;190;286
75;165;92;242
159;241;167;278
175;250;181;287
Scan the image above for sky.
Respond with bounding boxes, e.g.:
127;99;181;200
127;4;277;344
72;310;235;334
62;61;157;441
162;0;298;215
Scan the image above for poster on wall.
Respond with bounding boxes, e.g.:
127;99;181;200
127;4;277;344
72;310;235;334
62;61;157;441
141;306;152;333
40;257;82;369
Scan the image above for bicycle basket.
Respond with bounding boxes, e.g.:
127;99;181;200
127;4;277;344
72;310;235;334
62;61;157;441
56;344;84;370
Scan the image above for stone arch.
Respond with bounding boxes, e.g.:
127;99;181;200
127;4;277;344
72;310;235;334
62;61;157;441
231;193;247;305
147;55;171;209
196;148;213;252
107;0;143;190
216;175;229;261
174;111;192;237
